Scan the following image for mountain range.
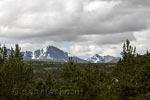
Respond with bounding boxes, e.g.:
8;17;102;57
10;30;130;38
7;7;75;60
87;54;120;63
7;46;120;63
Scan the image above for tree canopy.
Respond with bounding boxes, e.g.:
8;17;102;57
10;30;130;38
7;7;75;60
0;40;150;100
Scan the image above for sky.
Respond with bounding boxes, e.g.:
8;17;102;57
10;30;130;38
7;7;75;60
0;0;150;59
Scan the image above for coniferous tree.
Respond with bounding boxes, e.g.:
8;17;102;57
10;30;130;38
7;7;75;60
109;40;137;100
0;45;7;68
0;44;33;100
60;58;82;100
80;63;107;100
15;44;23;61
121;39;136;59
61;58;81;85
45;72;57;99
2;45;7;62
0;44;3;68
110;40;150;100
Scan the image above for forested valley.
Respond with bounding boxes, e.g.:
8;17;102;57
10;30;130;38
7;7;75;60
0;40;150;100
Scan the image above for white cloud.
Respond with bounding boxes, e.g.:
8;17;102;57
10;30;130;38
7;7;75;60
133;30;150;54
0;0;150;58
64;43;122;59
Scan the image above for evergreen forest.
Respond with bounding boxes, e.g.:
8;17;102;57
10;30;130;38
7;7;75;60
0;40;150;100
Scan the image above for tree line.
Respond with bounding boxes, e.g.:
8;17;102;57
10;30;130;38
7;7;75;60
0;40;150;100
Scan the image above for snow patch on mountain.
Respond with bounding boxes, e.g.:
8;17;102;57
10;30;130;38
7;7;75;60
87;54;120;63
22;46;87;63
6;46;119;63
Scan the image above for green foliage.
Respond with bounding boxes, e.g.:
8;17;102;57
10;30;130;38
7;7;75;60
61;59;81;85
110;40;150;100
60;58;82;100
60;59;108;100
0;40;150;100
45;72;57;99
30;78;47;100
0;44;33;100
80;63;107;100
121;39;136;59
0;45;7;68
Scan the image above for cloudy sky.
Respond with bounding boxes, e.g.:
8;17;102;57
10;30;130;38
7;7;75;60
0;0;150;59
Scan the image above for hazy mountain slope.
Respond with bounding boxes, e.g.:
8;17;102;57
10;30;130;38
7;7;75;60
88;54;120;63
22;46;87;63
6;47;119;63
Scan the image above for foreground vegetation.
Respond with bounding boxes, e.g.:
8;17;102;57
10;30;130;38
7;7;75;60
26;60;115;79
0;40;150;100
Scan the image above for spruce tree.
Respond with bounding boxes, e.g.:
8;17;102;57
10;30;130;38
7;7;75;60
121;39;136;60
45;72;57;99
0;44;33;100
2;45;7;62
61;59;82;100
30;78;47;100
79;63;106;100
0;44;3;68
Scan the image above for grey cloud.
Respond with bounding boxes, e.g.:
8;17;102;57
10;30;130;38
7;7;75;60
120;0;150;7
80;32;136;45
0;0;149;45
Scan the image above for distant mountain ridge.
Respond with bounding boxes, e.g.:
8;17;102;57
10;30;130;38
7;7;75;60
87;54;120;63
6;46;119;63
22;46;87;63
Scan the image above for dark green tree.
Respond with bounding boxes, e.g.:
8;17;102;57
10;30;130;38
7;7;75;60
121;39;136;60
0;44;33;100
80;63;107;100
30;78;47;100
60;59;82;100
45;72;57;99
